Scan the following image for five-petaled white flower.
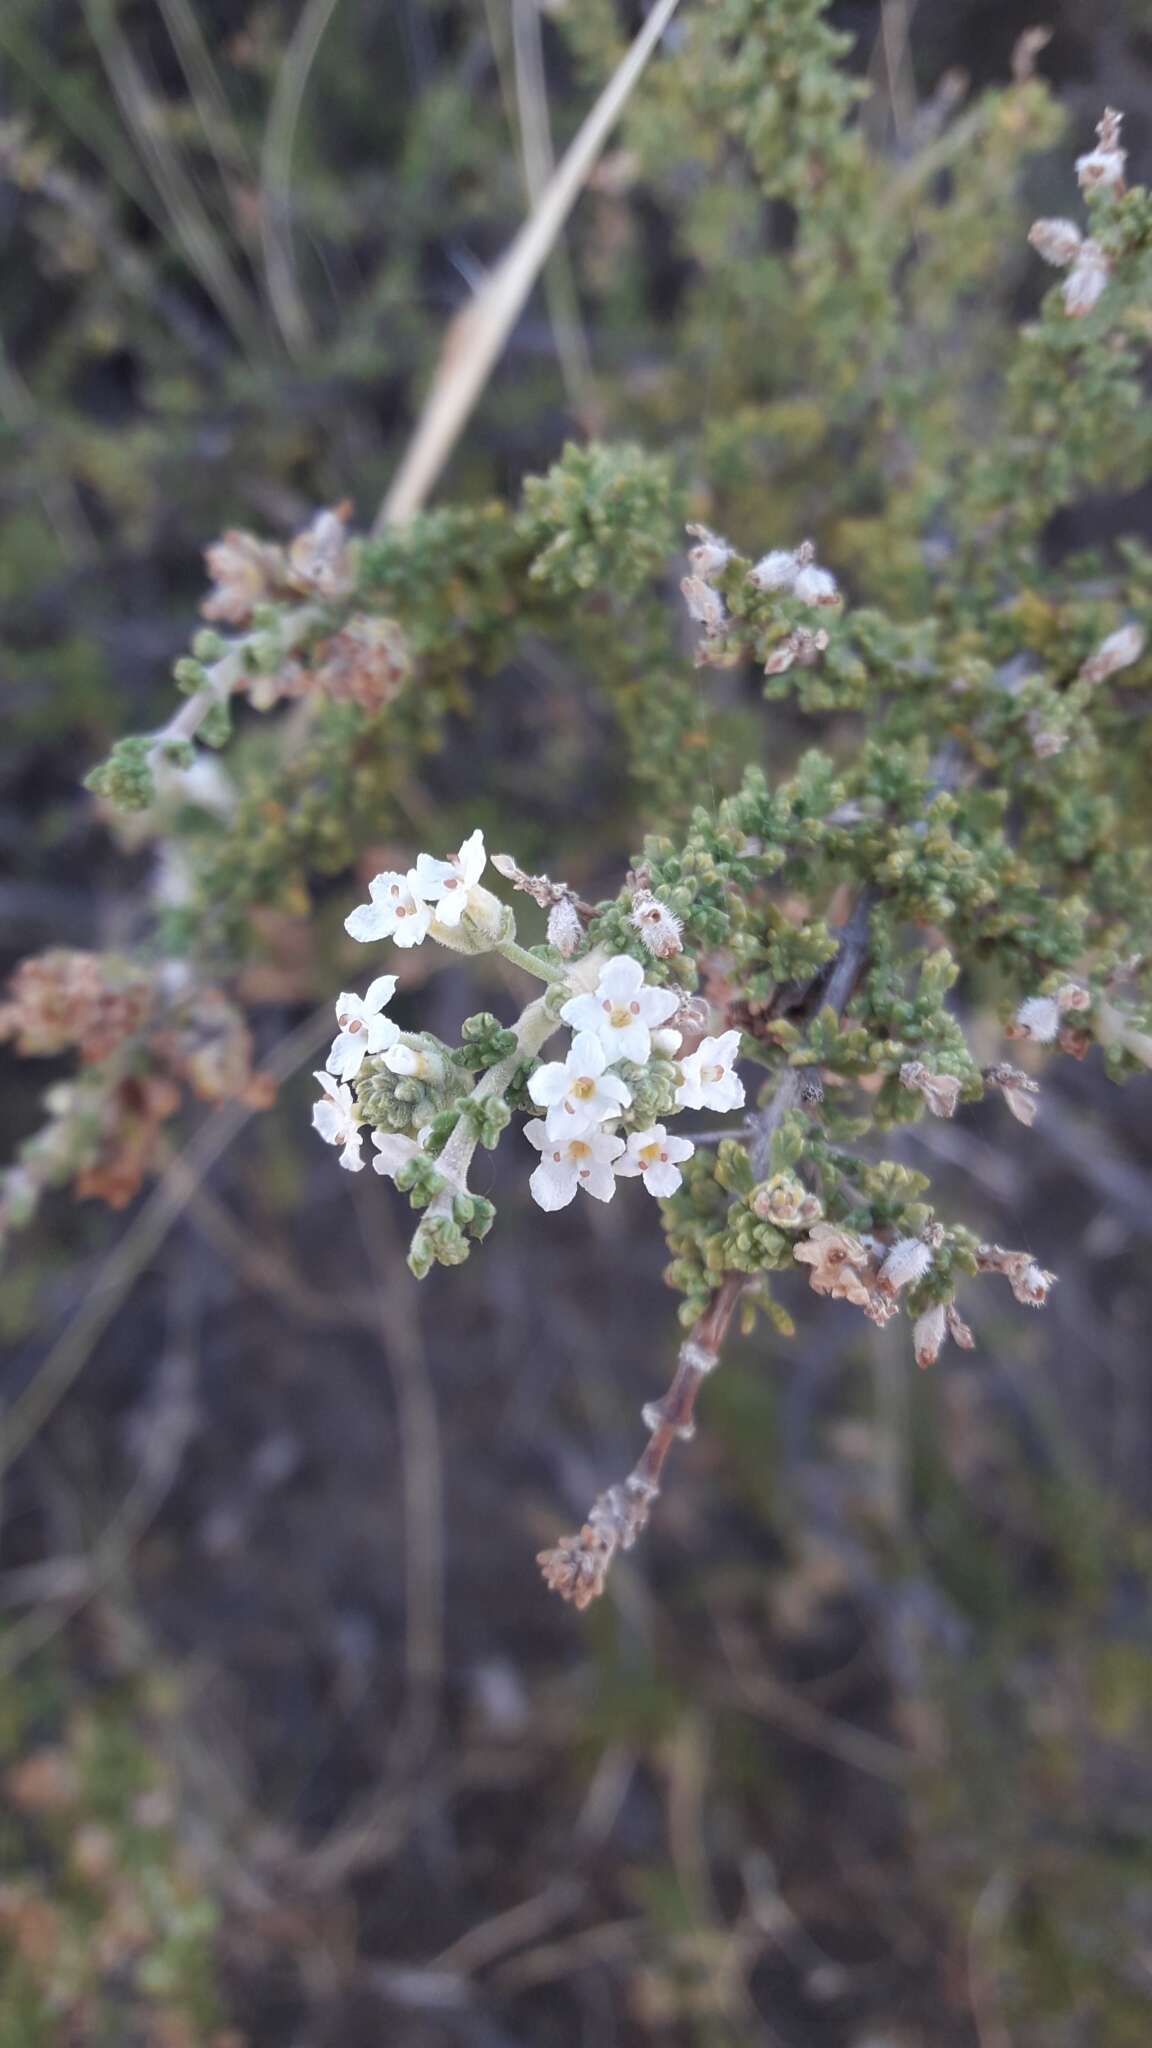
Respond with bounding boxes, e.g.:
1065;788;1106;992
675;1031;744;1112
528;1031;632;1141
413;828;487;929
560;955;679;1065
311;1072;366;1171
524;1120;625;1210
616;1125;695;1198
345;870;432;948
326;976;399;1081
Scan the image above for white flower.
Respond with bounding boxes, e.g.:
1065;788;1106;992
311;1072;366;1171
1062;240;1110;318
413;828;487;929
345;870;432;947
1011;995;1061;1044
325;975;400;1081
616;1124;695;1198
560;955;680;1065
675;1031;744;1112
877;1237;933;1297
528;1031;632;1141
1028;218;1083;268
792;562;840;608
524;1120;624;1210
749;549;799;593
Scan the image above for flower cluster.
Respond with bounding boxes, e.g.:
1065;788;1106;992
310;839;747;1222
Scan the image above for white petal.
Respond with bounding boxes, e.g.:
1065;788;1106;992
338;1133;365;1172
637;985;680;1028
597;1074;632;1111
559;993;603;1035
580;1161;618;1203
592;1130;626;1164
523;1118;550;1153
612;1019;651;1064
312;1100;344;1143
569;1030;608;1076
528;1063;570;1108
345;902;393;943
530;1161;577;1211
413;853;455;896
326;1033;364;1081
598;955;644;1002
457;829;486;885
643;1161;683;1197
391;909;430;946
364;974;398;1011
365;1015;401;1054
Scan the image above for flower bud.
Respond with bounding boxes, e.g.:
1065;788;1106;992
429;887;511;953
913;1303;946;1368
877;1237;933;1296
630;891;684;959
1009;995;1060;1044
1027;218;1082;268
1062;241;1110;318
1079;624;1146;684
547;898;584;958
792;563;840;608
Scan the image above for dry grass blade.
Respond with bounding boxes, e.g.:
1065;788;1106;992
260;0;345;359
509;0;597;429
156;0;255;185
82;0;264;358
374;0;684;532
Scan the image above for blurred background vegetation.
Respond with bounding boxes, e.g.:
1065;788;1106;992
3;1;1152;2042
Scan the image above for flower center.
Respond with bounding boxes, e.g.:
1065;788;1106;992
572;1077;596;1099
705;1062;722;1083
605;1001;640;1028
